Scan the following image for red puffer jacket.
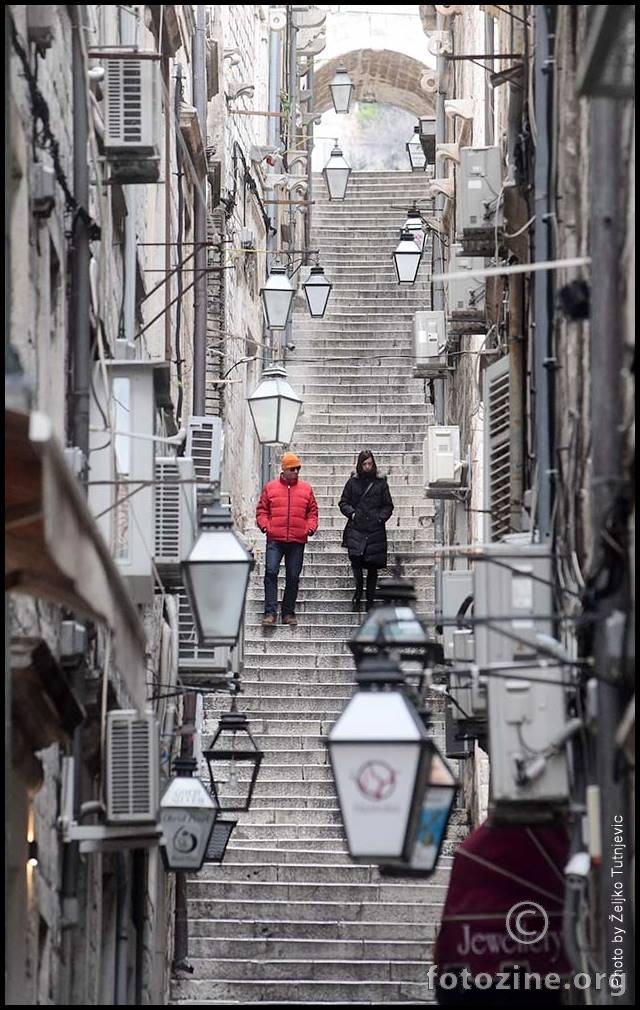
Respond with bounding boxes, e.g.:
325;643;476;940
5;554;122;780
256;475;319;544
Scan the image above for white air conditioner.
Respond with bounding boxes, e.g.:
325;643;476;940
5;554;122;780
413;310;448;378
104;57;160;182
459;146;503;232
186;416;223;488
105;58;159;154
448;243;486;314
154;456;197;577
440;570;474;659
106;711;159;824
423;426;462;490
89;361;169;604
177;589;233;682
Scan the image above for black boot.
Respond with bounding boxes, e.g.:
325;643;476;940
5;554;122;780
365;568;377;611
351;566;364;611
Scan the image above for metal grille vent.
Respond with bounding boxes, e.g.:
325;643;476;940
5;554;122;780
154;457;196;573
484;356;511;541
104;58;158;154
177;590;231;673
106;712;159;823
186;416;223;487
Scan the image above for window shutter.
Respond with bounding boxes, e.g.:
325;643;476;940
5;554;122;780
483;355;511;541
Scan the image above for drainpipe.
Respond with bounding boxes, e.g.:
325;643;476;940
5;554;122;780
283;7;298;358
589;96;634;1005
484;13;495;145
192;5;207;415
532;8;553;540
262;28;282;488
115;851;131;1004
432;12;447;548
70;5;91;467
173;692;197;970
304;58;315;260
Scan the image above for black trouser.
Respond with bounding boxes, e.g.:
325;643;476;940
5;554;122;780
351;559;378;605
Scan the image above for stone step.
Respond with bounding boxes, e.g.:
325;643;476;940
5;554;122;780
171;978;436;1004
197;861;451;887
185;956;432;983
189;936;434;962
188;879;449;905
186;896;447;924
185;914;439;942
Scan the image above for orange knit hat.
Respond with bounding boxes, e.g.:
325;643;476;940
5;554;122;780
281;452;302;470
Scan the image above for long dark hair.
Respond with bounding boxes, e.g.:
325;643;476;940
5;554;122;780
356;448;378;479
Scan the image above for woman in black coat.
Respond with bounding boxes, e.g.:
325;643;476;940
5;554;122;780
339;449;394;611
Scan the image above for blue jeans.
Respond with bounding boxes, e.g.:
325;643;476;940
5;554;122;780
264;540;305;618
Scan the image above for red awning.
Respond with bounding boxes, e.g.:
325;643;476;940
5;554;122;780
5;408;148;711
433;821;571;978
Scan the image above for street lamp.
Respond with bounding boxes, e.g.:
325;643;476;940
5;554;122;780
402;208;426;255
327;655;445;864
393;228;422;284
303;265;332;318
328;66;354;114
203;699;264;812
182;497;254;648
260;262;295;330
159;756;218;872
203;815;238;863
247;363;303;445
406;126;427;171
348;578;442;667
322;142;352;201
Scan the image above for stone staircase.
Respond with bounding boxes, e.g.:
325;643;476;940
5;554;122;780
171;173;469;1004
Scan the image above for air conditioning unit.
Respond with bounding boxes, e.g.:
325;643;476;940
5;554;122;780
104;58;160;182
474;543;552;667
423;426;464;497
488;662;570;816
106;711;160;823
458;146;504;254
448;243;487;334
440;570;473;660
186;416;223;489
413;310;449;378
89;361;166;604
177;589;234;688
154;457;197;579
449;666;487;725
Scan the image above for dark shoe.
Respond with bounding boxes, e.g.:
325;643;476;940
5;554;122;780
282;615;298;627
365;599;375;612
262;614;276;626
351;592;362;612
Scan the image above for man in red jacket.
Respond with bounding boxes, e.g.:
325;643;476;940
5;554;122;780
256;451;319;627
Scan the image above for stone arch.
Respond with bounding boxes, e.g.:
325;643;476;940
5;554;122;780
314;50;436;119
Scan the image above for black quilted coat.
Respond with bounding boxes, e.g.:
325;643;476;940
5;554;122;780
339;474;394;568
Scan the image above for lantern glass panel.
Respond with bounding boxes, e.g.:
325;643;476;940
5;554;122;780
204;816;237;863
183;531;251;646
329;67;354;113
406;751;457;872
322;146;352;200
407;129;427;171
393;233;422;284
261;275;295;330
248;370;303;445
303;269;332;318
